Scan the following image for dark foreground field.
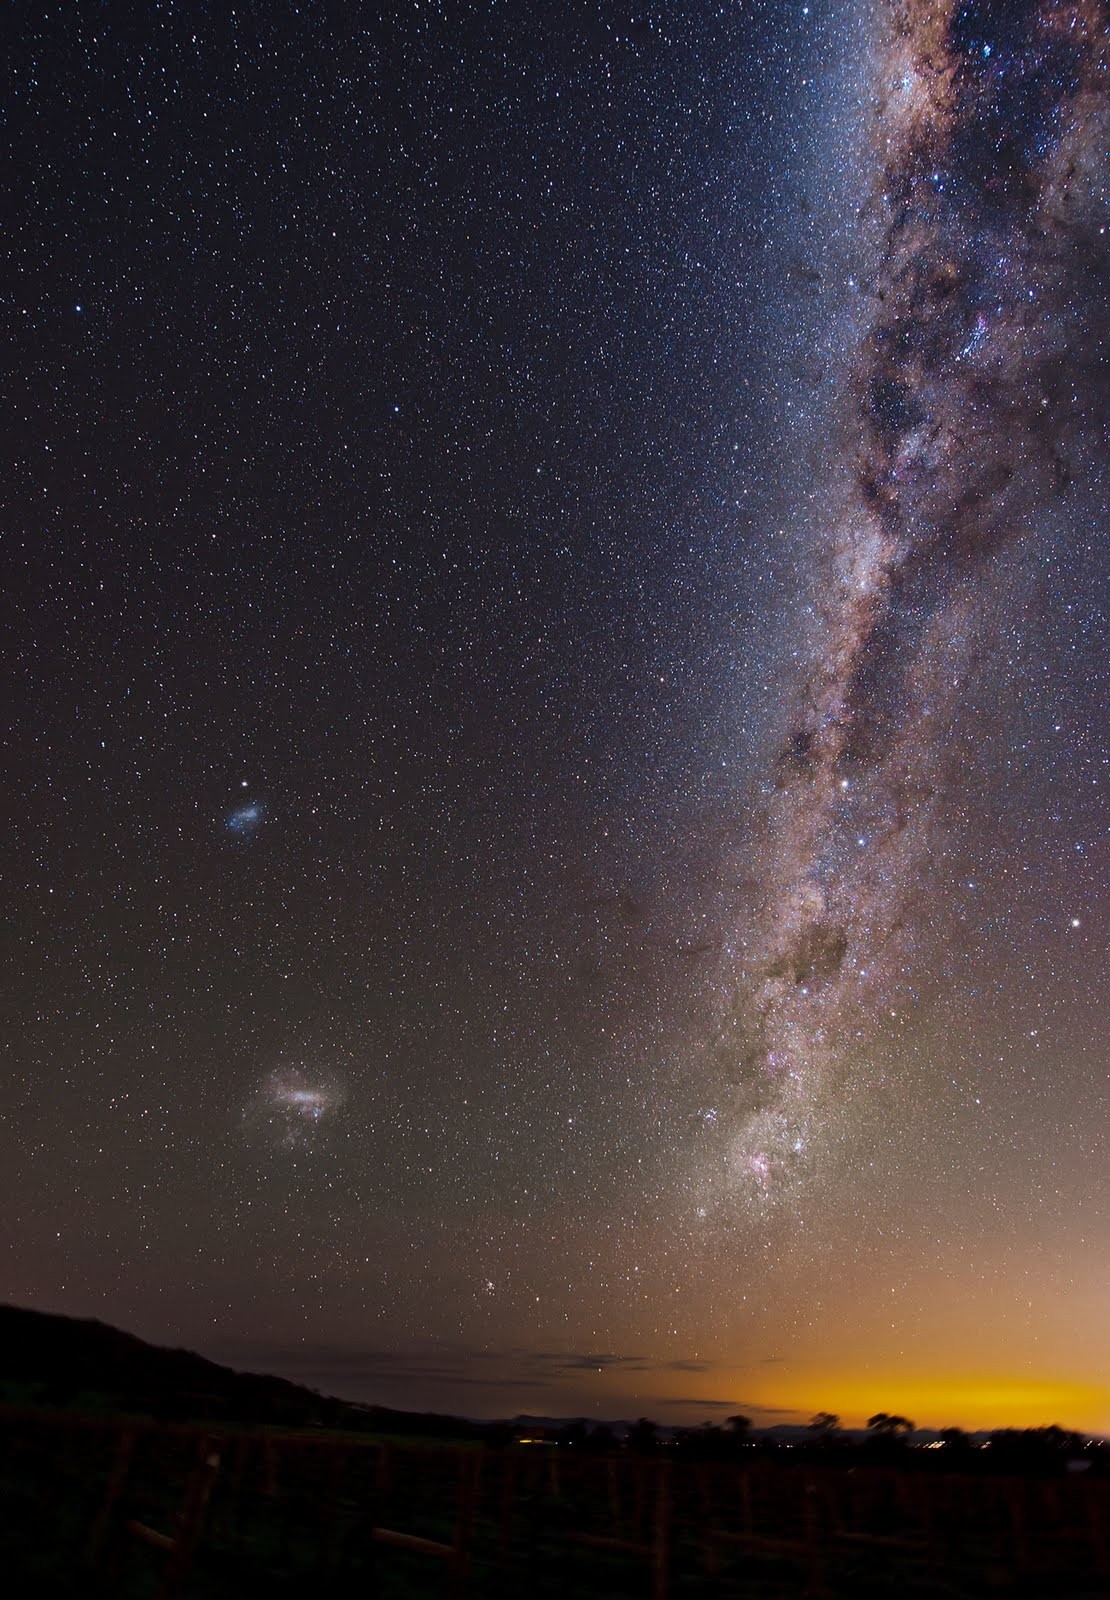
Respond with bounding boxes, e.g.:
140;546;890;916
1;1408;1107;1599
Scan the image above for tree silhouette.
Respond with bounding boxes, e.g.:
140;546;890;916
986;1425;1084;1469
627;1417;660;1454
727;1414;752;1438
867;1412;914;1439
809;1412;841;1436
675;1423;730;1461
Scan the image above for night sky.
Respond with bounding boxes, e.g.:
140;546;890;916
4;0;1108;1432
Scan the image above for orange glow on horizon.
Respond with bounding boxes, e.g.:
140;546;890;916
621;1366;1110;1434
758;1370;1108;1433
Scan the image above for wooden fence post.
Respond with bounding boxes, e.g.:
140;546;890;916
1007;1479;1032;1578
802;1476;829;1599
496;1452;516;1569
740;1467;753;1536
316;1443;350;1569
85;1425;137;1564
1086;1481;1109;1578
449;1451;482;1598
608;1457;623;1540
156;1435;221;1600
652;1459;671;1600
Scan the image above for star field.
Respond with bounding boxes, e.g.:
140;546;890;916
2;0;1107;1431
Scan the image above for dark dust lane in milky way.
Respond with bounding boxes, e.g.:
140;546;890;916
714;0;1108;1196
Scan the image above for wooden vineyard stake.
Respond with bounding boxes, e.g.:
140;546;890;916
1007;1479;1032;1578
17;1411;1110;1596
496;1451;516;1569
123;1434;222;1600
652;1460;671;1600
262;1435;279;1498
633;1457;647;1535
608;1457;623;1540
451;1451;482;1597
375;1440;392;1492
701;1465;828;1598
85;1425;137;1564
1086;1481;1109;1579
696;1465;720;1576
564;1457;672;1599
315;1443;350;1569
223;1431;251;1546
739;1466;753;1537
917;1474;941;1572
830;1471;928;1557
370;1447;481;1596
802;1477;830;1600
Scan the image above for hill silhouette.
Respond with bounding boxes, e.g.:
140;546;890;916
0;1303;480;1437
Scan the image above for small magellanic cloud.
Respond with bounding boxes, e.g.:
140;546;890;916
226;802;263;836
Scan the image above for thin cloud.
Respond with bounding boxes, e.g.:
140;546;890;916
202;1337;783;1413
